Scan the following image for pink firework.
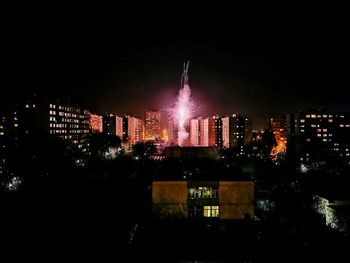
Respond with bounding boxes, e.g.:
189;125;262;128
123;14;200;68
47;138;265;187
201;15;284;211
174;61;193;146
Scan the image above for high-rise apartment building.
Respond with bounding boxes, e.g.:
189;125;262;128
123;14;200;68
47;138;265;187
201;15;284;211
222;114;247;153
89;114;103;133
298;109;350;164
145;110;161;140
21;98;90;153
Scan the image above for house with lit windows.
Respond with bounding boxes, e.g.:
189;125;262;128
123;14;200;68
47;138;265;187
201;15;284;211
152;154;254;220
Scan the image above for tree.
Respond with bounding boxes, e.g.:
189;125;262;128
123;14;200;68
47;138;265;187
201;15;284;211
89;133;122;160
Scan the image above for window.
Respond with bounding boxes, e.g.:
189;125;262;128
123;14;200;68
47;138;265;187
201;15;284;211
203;206;219;217
311;114;317;118
188;187;218;199
306;115;310;118
300;119;305;123
323;129;327;132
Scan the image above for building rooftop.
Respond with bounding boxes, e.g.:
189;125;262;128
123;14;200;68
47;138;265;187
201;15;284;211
153;158;252;181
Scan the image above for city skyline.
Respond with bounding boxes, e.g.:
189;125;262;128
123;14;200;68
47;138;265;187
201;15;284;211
2;12;349;130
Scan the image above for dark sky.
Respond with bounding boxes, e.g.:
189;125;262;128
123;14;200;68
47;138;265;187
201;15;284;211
3;8;349;128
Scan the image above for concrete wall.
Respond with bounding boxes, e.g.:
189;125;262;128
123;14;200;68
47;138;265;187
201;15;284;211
219;181;254;220
152;181;188;219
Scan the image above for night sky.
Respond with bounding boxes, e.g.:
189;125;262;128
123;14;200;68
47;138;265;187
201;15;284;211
3;8;349;128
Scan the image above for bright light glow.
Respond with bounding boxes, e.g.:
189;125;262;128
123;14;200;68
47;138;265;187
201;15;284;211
172;61;194;146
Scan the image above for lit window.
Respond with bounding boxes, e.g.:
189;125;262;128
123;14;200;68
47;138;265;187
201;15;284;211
323;139;327;142
329;115;333;118
0;132;4;136
14;124;18;127
306;138;311;142
306;115;310;118
323;134;327;137
311;124;316;128
323;115;327;118
346;125;350;128
323;129;327;132
340;124;344;128
311;114;316;118
25;104;29;108
301;129;305;133
203;206;219;217
33;104;36;108
317;134;322;137
317;129;322;132
300;119;305;123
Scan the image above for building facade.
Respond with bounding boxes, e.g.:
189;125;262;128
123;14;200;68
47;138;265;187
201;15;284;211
222;114;247;152
153;180;254;220
145;110;161;140
21;98;90;154
298;109;350;166
102;114;116;135
89;114;103;133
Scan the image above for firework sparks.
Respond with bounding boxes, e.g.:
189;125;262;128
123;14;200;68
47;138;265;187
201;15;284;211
174;61;194;146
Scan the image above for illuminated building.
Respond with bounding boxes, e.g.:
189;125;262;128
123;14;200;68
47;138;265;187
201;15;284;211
116;116;123;139
269;115;288;159
145;110;161;140
298;109;350;165
213;115;223;149
89;114;103;133
244;116;253;146
21;98;90;153
190;117;221;147
103;114;116;135
167;115;177;145
122;115;143;149
199;117;209;146
190;117;210;147
0;110;19;139
222;114;247;153
152;156;254;220
0;109;19;182
190;118;200;146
